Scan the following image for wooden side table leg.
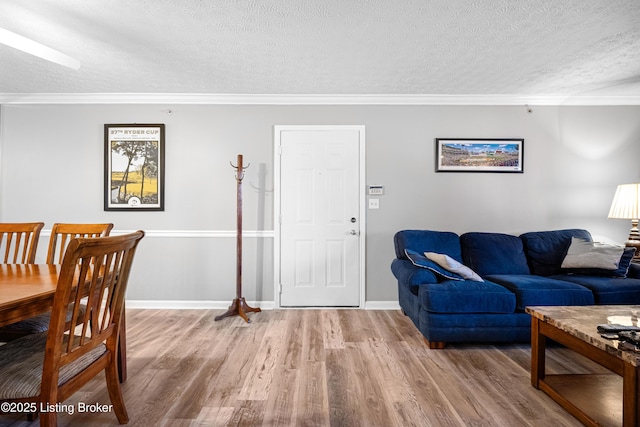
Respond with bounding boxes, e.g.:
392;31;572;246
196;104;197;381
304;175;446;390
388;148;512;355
531;317;545;388
623;363;639;427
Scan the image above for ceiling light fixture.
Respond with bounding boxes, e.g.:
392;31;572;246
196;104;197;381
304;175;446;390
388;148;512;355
0;27;81;70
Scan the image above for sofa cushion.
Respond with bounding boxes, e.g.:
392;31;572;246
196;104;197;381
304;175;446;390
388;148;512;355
551;274;640;304
485;274;595;310
419;279;516;314
425;252;484;281
405;249;464;281
460;232;531;276
562;246;636;278
520;229;592;276
561;237;624;270
394;230;461;261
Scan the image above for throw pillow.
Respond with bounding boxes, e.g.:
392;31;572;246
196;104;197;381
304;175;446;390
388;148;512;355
562;246;636;277
404;249;464;281
614;247;636;277
561;237;625;271
425;252;484;282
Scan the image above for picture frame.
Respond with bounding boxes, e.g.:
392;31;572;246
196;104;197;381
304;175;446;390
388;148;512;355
435;138;524;173
104;124;165;211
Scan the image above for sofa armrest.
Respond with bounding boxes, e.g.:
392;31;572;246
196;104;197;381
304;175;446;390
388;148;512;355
391;259;438;285
628;262;640;279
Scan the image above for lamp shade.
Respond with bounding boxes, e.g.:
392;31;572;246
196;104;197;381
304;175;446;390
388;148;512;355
608;183;640;219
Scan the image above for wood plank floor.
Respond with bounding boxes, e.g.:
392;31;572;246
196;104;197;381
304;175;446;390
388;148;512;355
0;308;613;426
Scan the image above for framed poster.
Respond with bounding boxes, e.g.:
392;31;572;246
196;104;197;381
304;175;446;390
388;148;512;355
435;138;524;173
104;124;165;211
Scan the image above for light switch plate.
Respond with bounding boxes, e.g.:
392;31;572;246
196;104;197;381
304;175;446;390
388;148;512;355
369;199;380;209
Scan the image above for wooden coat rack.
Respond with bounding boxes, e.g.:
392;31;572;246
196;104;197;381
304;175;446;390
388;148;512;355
215;154;261;323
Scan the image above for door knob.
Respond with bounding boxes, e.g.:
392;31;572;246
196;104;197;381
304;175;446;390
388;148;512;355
349;230;358;235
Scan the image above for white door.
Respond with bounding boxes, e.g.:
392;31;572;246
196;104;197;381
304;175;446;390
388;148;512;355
275;126;364;307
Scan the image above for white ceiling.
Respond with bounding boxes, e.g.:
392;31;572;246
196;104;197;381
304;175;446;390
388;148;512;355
1;0;640;104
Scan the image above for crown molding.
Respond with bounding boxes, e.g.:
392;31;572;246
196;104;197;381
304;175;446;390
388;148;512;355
1;93;639;106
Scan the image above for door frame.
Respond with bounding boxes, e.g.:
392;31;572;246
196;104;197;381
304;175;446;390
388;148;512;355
273;125;366;309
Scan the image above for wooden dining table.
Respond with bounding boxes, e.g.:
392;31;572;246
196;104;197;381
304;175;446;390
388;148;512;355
0;264;128;382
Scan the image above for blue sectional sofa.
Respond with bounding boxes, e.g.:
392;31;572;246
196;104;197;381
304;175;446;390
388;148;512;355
391;229;640;348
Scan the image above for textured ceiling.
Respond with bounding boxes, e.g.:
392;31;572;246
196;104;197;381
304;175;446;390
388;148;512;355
1;0;640;102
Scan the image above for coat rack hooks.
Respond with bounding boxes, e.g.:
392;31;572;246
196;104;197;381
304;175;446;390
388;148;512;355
230;160;250;181
215;154;261;323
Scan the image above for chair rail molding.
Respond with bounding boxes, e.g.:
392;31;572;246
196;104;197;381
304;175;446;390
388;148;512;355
39;229;275;238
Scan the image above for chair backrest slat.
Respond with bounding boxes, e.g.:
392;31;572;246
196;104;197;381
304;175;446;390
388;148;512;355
0;223;44;264
46;223;114;264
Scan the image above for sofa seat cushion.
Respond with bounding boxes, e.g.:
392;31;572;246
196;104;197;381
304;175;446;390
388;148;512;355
419;279;516;314
461;232;531;276
485;274;595;310
520;229;592;276
551;274;640;304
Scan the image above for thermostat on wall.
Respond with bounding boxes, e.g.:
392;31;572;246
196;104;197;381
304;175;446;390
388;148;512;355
368;185;384;195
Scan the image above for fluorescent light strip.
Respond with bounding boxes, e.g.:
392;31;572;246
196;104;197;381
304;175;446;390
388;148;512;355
0;27;81;70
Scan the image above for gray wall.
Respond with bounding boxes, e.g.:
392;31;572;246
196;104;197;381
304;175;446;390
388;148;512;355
1;104;639;306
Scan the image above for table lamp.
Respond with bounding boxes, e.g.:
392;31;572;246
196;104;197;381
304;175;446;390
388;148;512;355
608;183;640;261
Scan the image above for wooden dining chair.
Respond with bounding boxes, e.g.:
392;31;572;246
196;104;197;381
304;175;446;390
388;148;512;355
0;222;46;341
0;231;145;427
0;222;45;264
46;223;114;264
0;223;114;342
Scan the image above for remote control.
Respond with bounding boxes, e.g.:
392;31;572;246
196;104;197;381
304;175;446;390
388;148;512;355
597;324;640;333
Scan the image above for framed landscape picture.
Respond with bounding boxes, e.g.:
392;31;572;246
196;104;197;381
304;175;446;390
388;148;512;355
104;124;165;211
435;138;524;173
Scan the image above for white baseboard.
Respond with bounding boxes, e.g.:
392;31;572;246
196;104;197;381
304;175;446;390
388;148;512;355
126;300;275;310
125;300;400;310
364;301;401;310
